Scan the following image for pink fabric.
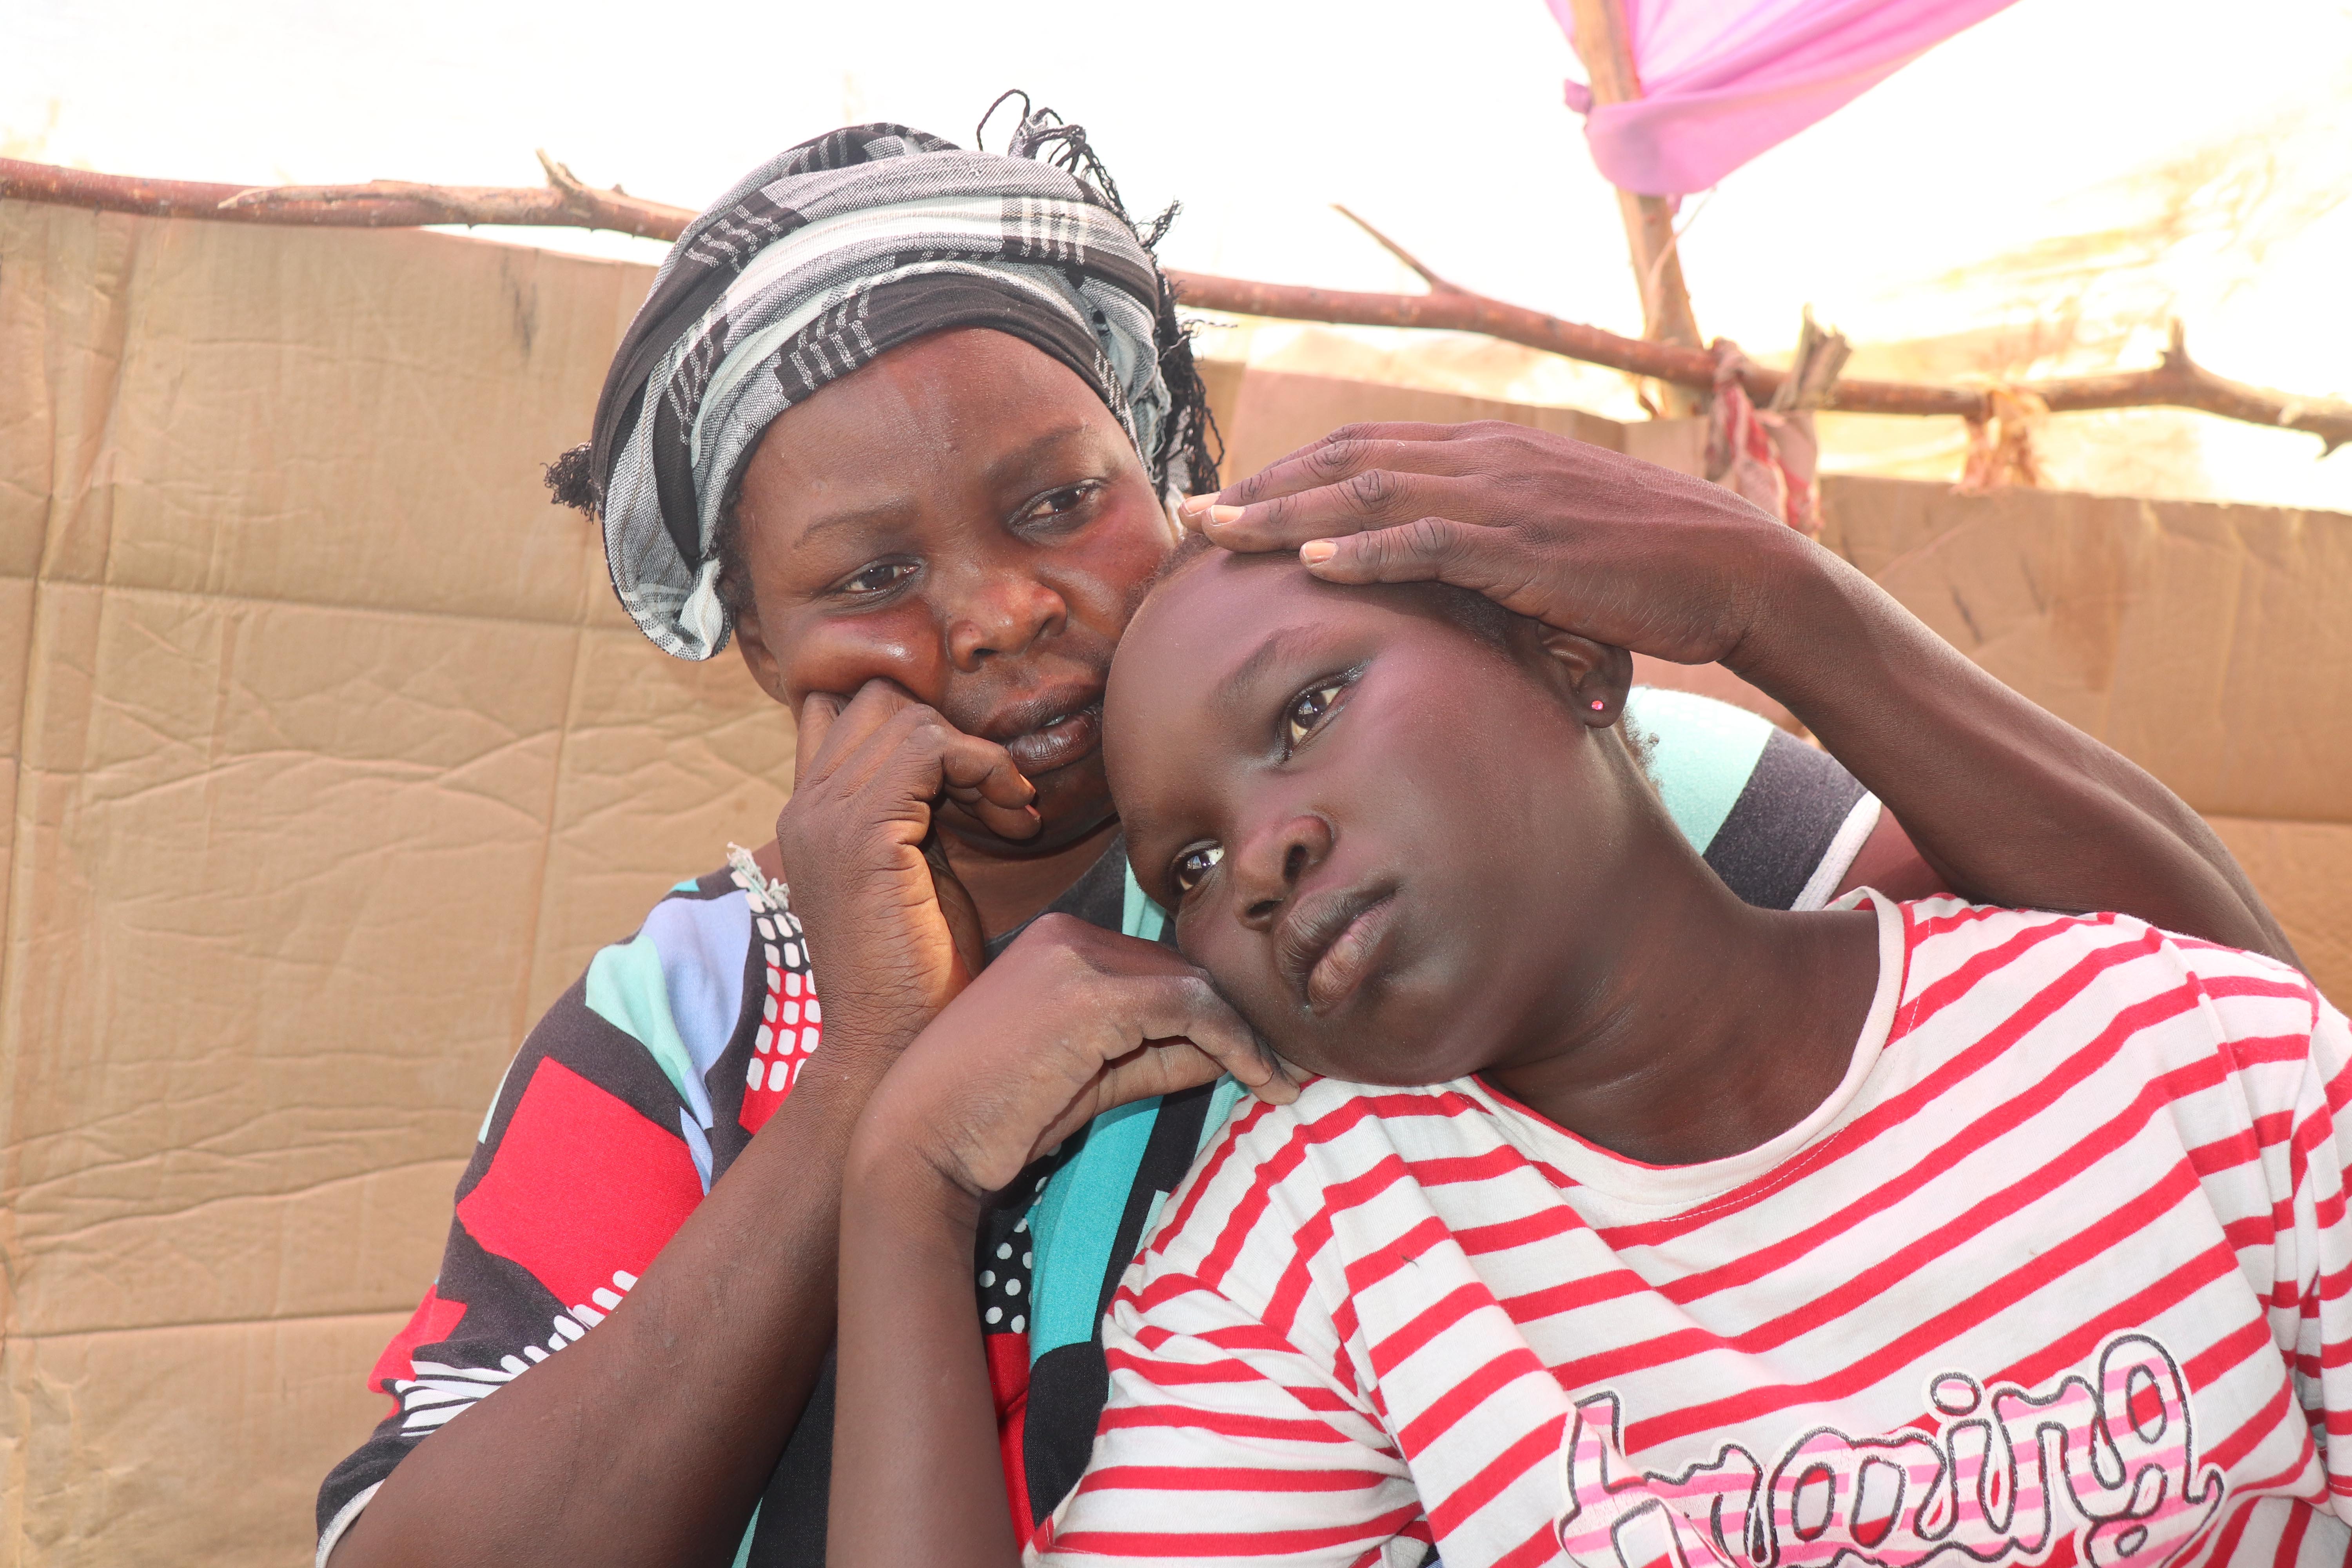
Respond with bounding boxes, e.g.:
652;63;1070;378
1551;0;2018;194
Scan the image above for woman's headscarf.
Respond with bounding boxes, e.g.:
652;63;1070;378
567;113;1214;662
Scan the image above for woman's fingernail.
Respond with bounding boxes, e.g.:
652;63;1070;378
1299;540;1337;565
1178;494;1219;519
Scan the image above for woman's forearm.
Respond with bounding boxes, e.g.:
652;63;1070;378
332;1042;896;1568
1735;534;2296;964
830;1140;1023;1568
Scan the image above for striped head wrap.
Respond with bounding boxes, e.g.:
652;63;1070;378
576;115;1209;662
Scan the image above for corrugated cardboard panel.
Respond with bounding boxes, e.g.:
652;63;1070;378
1818;476;2352;825
2205;817;2352;1010
5;586;574;1337
2;1312;403;1565
5;203;642;626
0;204;781;1567
526;621;791;1025
0;575;30;952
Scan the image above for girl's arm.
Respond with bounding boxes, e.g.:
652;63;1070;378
1189;425;2295;965
828;915;1291;1568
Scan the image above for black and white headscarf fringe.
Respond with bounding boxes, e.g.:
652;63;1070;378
582;113;1210;662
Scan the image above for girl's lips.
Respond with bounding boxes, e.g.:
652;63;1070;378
1305;894;1399;1015
1002;704;1102;775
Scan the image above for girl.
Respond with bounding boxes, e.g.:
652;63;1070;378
831;546;2350;1567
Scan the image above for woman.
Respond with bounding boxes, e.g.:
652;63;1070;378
317;110;2292;1568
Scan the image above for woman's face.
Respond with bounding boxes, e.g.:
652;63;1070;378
729;328;1176;857
1104;552;1647;1085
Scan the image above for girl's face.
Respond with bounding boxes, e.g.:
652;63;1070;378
1103;551;1648;1084
729;328;1176;857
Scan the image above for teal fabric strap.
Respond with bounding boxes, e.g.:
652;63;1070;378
1121;864;1169;944
1025;862;1176;1364
1623;686;1775;855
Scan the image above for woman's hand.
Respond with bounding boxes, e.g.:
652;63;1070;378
854;914;1296;1200
1182;420;1806;670
775;680;1040;1075
1188;419;2296;964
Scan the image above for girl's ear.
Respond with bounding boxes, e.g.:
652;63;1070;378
1532;624;1635;728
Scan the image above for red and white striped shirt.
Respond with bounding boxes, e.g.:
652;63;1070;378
1036;895;2352;1568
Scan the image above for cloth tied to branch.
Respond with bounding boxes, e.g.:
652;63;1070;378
1956;384;2049;492
586;121;1181;661
1705;340;1822;535
1551;0;2020;196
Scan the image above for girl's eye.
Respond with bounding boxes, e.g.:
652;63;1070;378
839;561;916;596
1285;682;1347;751
1172;843;1223;895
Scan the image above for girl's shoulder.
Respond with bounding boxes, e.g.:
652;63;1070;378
1885;896;2339;1083
1136;1078;1506;1295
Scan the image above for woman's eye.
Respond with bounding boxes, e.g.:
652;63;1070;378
1018;481;1101;528
839;561;915;595
1285;682;1346;750
1172;843;1223;894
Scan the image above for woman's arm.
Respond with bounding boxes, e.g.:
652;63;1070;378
1735;537;2292;955
1189;423;2295;965
829;916;1290;1568
334;1051;892;1568
333;685;1035;1568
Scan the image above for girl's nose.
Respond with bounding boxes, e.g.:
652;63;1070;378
1230;811;1334;929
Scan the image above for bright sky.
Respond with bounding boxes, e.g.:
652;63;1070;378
11;0;2351;508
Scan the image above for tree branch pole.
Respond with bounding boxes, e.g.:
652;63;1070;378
0;152;695;239
1162;272;2352;454
1565;0;1708;417
4;156;2346;454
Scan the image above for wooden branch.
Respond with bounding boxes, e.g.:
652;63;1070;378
1167;272;2352;455
0;155;693;240
4;157;2346;455
1331;205;1464;294
1566;0;1706;421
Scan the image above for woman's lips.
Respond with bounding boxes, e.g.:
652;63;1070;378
1303;893;1399;1016
1001;704;1102;776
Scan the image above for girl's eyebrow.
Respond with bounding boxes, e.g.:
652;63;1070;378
1207;626;1330;716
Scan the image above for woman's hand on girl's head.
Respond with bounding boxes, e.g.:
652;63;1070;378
1181;420;1811;671
773;679;1038;1078
853;914;1296;1201
1182;426;2299;967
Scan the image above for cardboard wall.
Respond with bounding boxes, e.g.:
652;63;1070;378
0;203;788;1565
1815;475;2352;997
2;202;2346;1564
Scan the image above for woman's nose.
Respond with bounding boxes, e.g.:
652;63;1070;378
946;571;1068;670
1230;811;1334;929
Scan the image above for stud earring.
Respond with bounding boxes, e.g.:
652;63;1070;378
1590;700;1606;711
